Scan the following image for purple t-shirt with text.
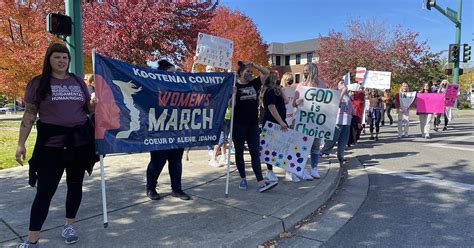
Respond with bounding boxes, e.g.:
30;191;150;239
24;75;90;147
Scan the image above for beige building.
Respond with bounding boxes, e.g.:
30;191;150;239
267;38;319;83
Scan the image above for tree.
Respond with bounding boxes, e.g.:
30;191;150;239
181;6;268;71
0;0;63;98
82;1;216;67
316;19;442;90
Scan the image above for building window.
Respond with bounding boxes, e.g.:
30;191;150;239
307;53;313;63
296;54;301;65
295;74;301;84
285;55;290;66
276;56;281;66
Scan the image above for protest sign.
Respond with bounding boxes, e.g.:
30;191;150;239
282;87;296;124
444;84;459;107
260;122;314;176
195;33;233;70
399;92;416;109
363;70;391;89
416;93;445;114
355;67;367;83
294;86;340;140
94;53;234;154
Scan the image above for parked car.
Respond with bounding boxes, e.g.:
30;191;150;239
0;105;24;114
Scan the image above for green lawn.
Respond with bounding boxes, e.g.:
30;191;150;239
0;121;36;169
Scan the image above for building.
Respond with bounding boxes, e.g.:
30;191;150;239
267;38;319;83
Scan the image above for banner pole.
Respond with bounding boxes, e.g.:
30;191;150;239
99;155;109;228
225;72;237;198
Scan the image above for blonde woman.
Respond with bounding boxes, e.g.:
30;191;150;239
293;63;327;179
280;72;295;88
394;82;412;137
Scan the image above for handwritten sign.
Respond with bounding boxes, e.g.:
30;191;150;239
416;93;445;114
195;33;233;70
294;86;340;140
399;92;416;109
363;70;391;89
355;67;367;83
282;87;296;125
444;84;459;107
260;122;314;176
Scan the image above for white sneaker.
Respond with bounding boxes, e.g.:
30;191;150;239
311;168;321;179
266;170;279;182
285;172;301;182
298;169;313;181
209;158;221;167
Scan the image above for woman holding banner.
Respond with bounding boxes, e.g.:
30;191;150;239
394;82;413;138
293;63;327;180
417;82;433;139
233;61;278;192
434;80;450;131
15;43;97;247
146;60;191;201
368;89;383;141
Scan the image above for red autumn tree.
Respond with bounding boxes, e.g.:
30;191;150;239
316;19;441;90
0;0;63;98
82;1;217;67
182;6;268;71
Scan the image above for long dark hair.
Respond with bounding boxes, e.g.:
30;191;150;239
35;43;71;101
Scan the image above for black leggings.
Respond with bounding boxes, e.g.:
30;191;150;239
386;105;393;125
29;146;88;231
232;123;264;181
434;113;448;128
369;108;382;134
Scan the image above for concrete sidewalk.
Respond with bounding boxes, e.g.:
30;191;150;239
0;149;342;248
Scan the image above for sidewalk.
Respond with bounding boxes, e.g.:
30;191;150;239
0;149;342;247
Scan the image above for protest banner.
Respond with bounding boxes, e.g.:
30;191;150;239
294;86;340;140
363;70;391;89
282;87;296;124
195;32;233;70
94;53;234;154
444;84;459;107
399;92;416;109
416;93;445;114
355;67;367;82
260;122;314;176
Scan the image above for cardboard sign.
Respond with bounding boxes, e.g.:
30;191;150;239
195;33;233;70
399;92;416;109
363;70;391;89
282;87;296;125
416;93;445;114
355;67;367;82
294;86;340;140
260;122;314;177
444;84;459;107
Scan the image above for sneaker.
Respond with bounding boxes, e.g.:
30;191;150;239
266;170;278;182
239;179;248;190
403;133;408;137
442;126;447;131
218;155;233;165
146;189;161;200
171;190;191;201
310;168;321;179
61;224;79;244
434;127;439;132
257;181;278;192
17;241;39;248
208;158;221;167
425;135;431;139
285;172;301;182
300;169;314;181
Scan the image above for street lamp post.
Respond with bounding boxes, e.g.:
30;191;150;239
65;0;83;77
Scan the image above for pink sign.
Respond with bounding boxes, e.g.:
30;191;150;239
444;84;459;107
416;93;445;114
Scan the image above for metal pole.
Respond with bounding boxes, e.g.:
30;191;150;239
452;0;462;85
99;155;109;228
225;73;237;198
65;0;83;77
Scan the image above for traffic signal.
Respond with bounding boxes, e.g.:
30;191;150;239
448;44;460;63
463;44;471;63
425;0;436;10
444;68;452;75
46;13;72;36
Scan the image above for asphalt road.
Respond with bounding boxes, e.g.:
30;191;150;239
324;116;474;247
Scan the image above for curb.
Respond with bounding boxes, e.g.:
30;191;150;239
225;161;343;247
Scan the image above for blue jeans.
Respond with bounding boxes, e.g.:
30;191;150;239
310;139;321;169
321;125;350;161
232;123;264;181
146;149;184;192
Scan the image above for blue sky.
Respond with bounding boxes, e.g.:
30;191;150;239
220;0;473;55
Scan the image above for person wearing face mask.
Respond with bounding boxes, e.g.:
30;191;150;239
433;80;450;132
16;43;98;248
394;82;413;138
320;81;354;167
233;61;278;192
293;63;327;180
417;82;433;139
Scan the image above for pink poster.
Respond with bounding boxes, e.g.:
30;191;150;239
444;84;459;107
416;93;445;114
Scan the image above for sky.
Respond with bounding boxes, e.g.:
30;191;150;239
220;0;473;56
